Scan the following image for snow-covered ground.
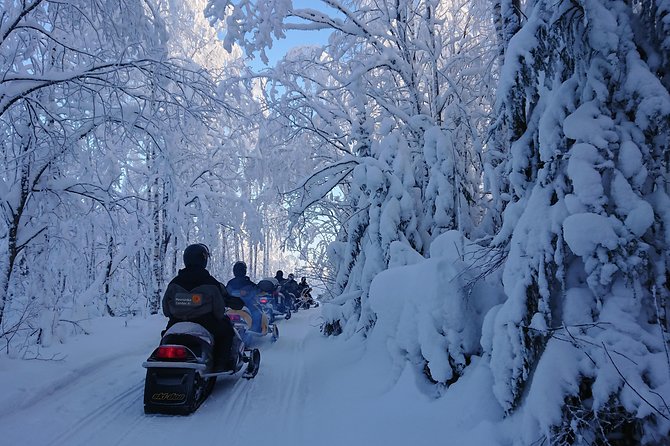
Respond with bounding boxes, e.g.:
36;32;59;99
0;308;505;446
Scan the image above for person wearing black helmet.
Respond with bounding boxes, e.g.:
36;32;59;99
227;261;257;291
298;276;310;295
273;270;292;312
162;243;244;371
283;273;300;308
226;261;262;331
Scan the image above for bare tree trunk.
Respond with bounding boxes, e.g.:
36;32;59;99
104;235;115;316
234;232;240;261
148;145;163;315
264;230;271;277
252;243;258;278
0;135;32;329
172;234;179;274
221;228;229;270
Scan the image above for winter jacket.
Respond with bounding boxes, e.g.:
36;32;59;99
226;275;257;293
283;278;300;297
162;267;243;322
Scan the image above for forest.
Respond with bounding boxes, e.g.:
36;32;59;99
1;0;669;444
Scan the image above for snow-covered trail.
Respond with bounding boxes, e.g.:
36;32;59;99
0;307;503;446
0;310;321;446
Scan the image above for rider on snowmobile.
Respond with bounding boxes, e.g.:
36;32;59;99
298;276;312;299
283;273;300;305
227;261;257;292
273;270;293;312
226;261;262;332
162;243;244;370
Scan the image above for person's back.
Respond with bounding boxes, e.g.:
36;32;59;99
284;273;299;296
226;261;262;331
162;244;243;370
227;261;257;294
274;270;285;285
298;277;311;297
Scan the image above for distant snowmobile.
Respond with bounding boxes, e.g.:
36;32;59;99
295;287;319;309
258;278;292;320
142;321;260;415
226;290;279;343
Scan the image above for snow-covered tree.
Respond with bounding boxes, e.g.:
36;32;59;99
483;0;670;442
207;0;498;336
0;0;234;349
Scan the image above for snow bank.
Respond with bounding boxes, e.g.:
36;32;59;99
367;231;504;387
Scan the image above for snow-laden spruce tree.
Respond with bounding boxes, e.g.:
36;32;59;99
484;0;670;442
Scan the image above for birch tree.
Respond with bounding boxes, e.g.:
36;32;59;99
0;0;225;346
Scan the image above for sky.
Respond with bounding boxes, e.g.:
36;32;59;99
246;0;337;70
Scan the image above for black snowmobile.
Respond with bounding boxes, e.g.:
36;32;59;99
258;278;292;320
142;321;260;415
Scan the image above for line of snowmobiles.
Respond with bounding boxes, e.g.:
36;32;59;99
142;277;317;415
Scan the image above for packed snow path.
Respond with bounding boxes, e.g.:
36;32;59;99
0;308;503;446
0;310;319;445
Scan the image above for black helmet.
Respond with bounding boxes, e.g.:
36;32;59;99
183;243;209;268
233;261;247;277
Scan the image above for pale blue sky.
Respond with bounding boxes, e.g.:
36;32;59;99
247;0;338;70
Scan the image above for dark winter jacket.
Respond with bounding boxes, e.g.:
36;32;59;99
162;267;243;322
226;275;257;293
282;278;300;297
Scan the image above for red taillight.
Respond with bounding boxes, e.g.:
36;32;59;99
156;345;188;360
229;314;241;322
259;298;268;304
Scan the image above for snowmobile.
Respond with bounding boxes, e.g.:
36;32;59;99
226;297;279;343
258;278;292;320
257;292;275;324
296;287;319;309
142;321;260;415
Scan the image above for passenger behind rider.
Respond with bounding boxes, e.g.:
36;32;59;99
226;261;262;332
162;243;244;371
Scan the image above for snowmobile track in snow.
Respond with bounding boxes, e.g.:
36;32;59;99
49;379;144;446
1;311;321;445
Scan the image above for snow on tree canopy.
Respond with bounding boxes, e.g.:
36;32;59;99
485;0;670;442
2;0;669;444
563;213;619;257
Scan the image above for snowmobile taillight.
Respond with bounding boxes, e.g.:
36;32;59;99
259;298;268;304
155;345;188;360
228;314;242;322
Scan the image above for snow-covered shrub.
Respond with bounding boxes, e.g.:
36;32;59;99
367;231;504;388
